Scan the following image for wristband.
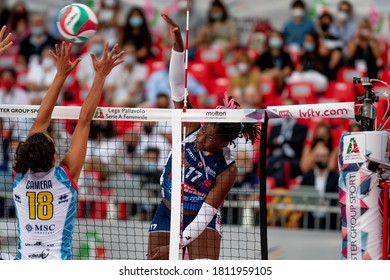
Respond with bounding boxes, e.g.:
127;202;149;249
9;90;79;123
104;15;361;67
182;202;218;247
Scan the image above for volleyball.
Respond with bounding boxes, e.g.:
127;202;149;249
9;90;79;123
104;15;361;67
56;3;98;43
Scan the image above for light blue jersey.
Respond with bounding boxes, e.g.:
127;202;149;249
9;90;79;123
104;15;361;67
13;165;78;260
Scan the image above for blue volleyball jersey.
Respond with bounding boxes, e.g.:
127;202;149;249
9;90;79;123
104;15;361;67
13;165;78;260
160;127;235;211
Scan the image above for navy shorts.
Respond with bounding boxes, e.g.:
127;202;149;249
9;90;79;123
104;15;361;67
149;200;221;235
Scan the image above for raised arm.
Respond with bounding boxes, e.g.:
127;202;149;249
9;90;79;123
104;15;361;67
28;42;81;137
61;42;124;183
161;13;200;133
0;26;13;55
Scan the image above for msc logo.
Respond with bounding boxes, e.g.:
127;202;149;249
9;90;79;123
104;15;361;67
94;108;104;119
25;224;33;232
26;224;55;233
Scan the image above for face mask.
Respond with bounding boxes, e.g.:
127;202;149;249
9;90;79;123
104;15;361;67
210;12;223;21
320;23;330;32
315;161;327;170
31;26;44;36
90;44;104;56
2;79;13;91
124;54;136;65
237;62;249;74
127;144;136;154
292;8;304;18
268;37;283;49
336;11;348;22
303;42;315;52
129;16;143;28
41;57;55;69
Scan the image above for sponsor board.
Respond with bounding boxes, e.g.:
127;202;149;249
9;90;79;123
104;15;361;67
342;134;366;164
267;102;355;119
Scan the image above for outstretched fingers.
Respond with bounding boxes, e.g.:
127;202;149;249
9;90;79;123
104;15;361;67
0;26;13;54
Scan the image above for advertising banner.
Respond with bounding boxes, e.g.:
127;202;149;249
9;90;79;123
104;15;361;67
338;131;388;259
267;102;355;119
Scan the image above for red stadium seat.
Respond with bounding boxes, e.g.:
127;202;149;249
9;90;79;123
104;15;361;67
325;81;356;102
260;78;280;107
194;48;225;78
285;81;316;104
336;66;366;83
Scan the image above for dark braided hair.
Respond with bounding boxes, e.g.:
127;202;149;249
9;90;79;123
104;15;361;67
13;132;56;174
214;96;261;146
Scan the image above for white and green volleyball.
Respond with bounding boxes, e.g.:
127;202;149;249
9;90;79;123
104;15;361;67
56;3;98;43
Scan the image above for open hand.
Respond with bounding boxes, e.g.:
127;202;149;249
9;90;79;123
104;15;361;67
0;26;13;55
50;41;81;76
161;13;184;52
91;42;124;76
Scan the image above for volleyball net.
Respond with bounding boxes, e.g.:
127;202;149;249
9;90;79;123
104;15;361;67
0;104;266;260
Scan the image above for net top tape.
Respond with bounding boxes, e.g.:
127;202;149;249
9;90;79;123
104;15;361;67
0;102;356;123
0;105;266;123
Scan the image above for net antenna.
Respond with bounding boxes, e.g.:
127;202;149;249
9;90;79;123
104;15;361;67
170;0;191;260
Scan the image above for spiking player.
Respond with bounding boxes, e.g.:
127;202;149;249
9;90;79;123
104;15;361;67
147;14;261;260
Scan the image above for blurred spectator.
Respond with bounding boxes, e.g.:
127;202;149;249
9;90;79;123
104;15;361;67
329;0;357;54
300;121;338;174
267;98;308;187
96;0;121;48
154;93;173;143
349;122;361;132
233;150;259;193
231;84;262;109
0;119;10;171
196;0;238;62
145;49;207;107
119;6;154;63
282;0;316;49
104;42;147;106
138;121;171;168
317;12;343;80
254;30;294;93
26;47;57;105
0;67;32;158
6;2;29;55
18;13;58;66
299;140;339;230
76;33;106;99
0;1;10;28
84;120;118;183
347;18;381;79
287;31;328;93
109;126;142;175
163;0;204;60
228;49;261;107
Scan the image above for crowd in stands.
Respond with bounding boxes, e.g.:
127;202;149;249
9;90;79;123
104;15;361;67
0;0;388;229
